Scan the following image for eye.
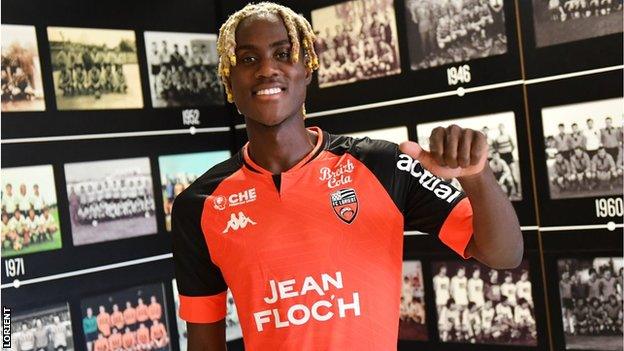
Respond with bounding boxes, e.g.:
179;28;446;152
240;55;256;64
276;50;291;60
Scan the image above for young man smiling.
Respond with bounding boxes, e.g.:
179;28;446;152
172;3;523;350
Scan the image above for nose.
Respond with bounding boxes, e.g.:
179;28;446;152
254;57;280;80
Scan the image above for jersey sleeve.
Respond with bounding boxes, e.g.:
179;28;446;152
172;190;228;323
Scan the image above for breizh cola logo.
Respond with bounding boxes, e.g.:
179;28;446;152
330;188;358;224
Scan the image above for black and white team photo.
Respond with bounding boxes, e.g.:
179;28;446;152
557;257;623;350
432;260;537;346
403;0;507;71
311;0;401;88
144;31;224;108
47;27;143;110
399;260;428;341
10;303;74;351
531;0;623;47
64;157;157;246
417;111;523;201
541;98;623;200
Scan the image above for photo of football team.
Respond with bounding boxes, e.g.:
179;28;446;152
144;31;224;108
172;279;242;350
64;157;157;246
541;98;623;200
532;0;623;47
345;126;409;145
399;260;428;341
81;283;170;351
1;24;46;112
432;260;537;346
557;257;623;350
158;151;230;231
417;111;523;201
10;303;74;351
47;27;143;110
1;165;62;257
404;0;507;71
311;0;401;88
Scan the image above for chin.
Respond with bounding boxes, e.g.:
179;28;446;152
250;110;292;127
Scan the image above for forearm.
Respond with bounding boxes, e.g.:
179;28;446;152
458;166;523;269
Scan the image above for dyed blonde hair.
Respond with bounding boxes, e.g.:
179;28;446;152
216;1;320;103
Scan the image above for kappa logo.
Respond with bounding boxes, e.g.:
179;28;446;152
222;211;257;233
319;159;355;188
330;188;358;224
213;188;257;210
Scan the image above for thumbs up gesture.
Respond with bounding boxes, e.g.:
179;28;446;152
399;125;488;179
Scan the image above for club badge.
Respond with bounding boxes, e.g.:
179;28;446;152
330;188;358;224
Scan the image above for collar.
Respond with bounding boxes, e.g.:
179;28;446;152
242;127;325;175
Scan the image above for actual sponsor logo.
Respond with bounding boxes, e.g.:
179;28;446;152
319;159;355;188
213;188;257;210
396;154;462;203
222;211;257;233
330;188;358;224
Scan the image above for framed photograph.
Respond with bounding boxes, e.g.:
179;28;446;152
399;260;428;341
1;165;62;257
417;111;523;201
541;98;623;200
1;24;46;112
143;31;224;108
64;157;157;246
80;282;170;351
431;259;537;346
531;0;622;48
172;279;242;349
311;0;401;88
47;26;143;110
403;0;507;71
158;150;230;231
557;257;623;350
345;126;409;144
10;303;74;351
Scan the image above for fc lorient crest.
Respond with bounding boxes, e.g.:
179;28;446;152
330;188;358;224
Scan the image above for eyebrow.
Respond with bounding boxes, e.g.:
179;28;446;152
235;39;291;52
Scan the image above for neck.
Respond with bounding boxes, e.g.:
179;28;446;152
245;114;316;174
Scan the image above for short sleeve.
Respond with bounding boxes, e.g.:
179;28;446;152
395;150;474;259
172;190;227;323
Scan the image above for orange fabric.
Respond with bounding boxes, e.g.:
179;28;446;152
110;311;124;330
122;332;135;348
136;326;150;344
96;312;111;337
148;302;162;321
135;304;148;322
438;197;474;259
108;333;122;350
179;292;227;323
123;307;136;325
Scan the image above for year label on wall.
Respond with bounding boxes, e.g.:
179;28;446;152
182;109;201;126
4;258;25;278
595;197;624;218
447;65;471;86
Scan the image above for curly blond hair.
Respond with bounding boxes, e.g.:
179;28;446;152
216;1;320;103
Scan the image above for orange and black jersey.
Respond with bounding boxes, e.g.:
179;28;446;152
172;127;473;350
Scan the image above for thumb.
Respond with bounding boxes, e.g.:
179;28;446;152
399;141;436;170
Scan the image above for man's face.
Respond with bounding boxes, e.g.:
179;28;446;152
558;125;565;133
228;14;311;127
587;119;594;128
473;270;480;279
606;118;613;128
457;269;465;278
574;148;582;157
572;125;579;132
598;148;606;157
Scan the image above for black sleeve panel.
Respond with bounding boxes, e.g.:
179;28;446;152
325;132;465;235
172;153;243;297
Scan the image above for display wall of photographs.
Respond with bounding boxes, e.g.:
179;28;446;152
417;111;523;201
80;282;171;351
172;279;242;349
399;260;428;341
158;150;230;231
144;31;224;108
541;98;623;200
64;157;157;246
431;259;537;346
10;303;74;351
556;256;623;351
1;165;62;258
403;0;507;71
1;24;46;112
47;26;143;110
345;126;409;144
311;0;401;88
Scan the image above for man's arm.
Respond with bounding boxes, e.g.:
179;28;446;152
187;320;227;351
400;125;523;269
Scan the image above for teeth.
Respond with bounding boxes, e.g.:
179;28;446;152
256;87;283;96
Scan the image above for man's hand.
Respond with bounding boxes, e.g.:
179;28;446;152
399;125;488;179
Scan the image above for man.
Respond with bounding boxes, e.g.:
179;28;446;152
2;183;18;215
569;146;594;190
30;184;45;215
500;271;518;306
148;295;162;322
16;322;36;351
554;123;572;159
516;270;533;307
601;117;620;162
109;304;124;332
33;319;49;351
568;123;587;150
468;266;485;307
174;3;522;350
17;183;32;214
551;152;573;192
150;319;169;351
489;152;517;197
591;147;617;189
583;118;601;158
49;316;70;351
434;265;451;314
450;267;470;310
83;307;98;351
96;306;111;338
